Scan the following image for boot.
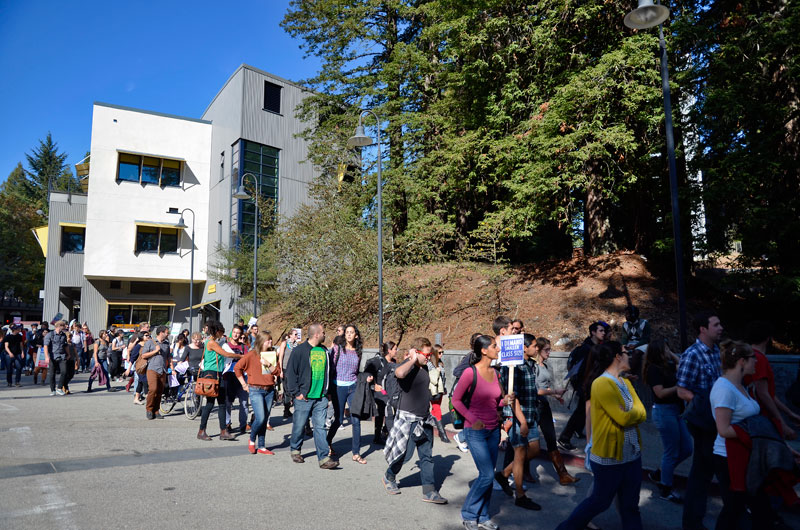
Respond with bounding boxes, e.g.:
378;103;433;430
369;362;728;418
219;429;236;441
197;429;211;441
125;378;133;392
550;450;579;485
434;418;451;443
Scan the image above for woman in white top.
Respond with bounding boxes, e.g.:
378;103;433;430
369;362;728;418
709;340;766;529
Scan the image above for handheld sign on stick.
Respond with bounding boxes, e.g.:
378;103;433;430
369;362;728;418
499;334;525;394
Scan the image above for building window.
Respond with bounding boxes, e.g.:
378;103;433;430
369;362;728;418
116;153;182;186
61;226;85;253
233;139;279;245
264;81;281;114
130;282;170;295
219;151;225;182
108;304;173;327
135;226;180;254
110;280;122;289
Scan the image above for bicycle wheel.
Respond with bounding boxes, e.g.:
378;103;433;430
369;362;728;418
160;393;176;415
184;385;202;420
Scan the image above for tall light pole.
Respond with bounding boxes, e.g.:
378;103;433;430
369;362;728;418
233;172;260;319
347;110;384;347
625;0;688;350
170;208;196;335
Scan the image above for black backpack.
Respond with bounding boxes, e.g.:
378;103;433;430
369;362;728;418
381;364;403;415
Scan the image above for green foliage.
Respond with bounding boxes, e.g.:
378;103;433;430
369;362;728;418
673;0;800;274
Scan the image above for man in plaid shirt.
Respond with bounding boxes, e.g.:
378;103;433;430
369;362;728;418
676;310;724;530
497;335;542;510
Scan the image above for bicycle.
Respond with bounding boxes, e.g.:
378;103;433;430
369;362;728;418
159;371;202;418
183;372;203;420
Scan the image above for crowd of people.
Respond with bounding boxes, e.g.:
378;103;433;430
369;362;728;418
3;308;800;530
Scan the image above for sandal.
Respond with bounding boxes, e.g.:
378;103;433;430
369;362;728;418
352;454;367;464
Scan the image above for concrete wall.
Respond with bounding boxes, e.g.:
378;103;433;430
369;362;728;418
84;103;212;282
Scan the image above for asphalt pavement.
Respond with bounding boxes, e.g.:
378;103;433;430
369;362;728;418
1;371;796;530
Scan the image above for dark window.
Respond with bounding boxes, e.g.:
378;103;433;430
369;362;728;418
161;159;181;187
234;140;280;245
141;157;160;184
61;226;85;253
159;228;179;254
135;226;180;254
219;151;225;182
135;226;159;253
118;153;141;182
130;282;170;295
264;81;281;114
107;305;132;326
117;153;182;186
110;280;122;289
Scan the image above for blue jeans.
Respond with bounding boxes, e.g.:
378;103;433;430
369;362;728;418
462;426;501;523
5;353;23;384
652;403;693;487
249;387;275;447
87;359;111;391
290;396;331;463
327;383;362;456
385;423;435;492
557;457;642;530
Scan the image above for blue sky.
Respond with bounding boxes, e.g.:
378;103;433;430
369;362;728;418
0;0;320;181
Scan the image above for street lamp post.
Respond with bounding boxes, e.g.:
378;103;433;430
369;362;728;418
233;173;260;319
625;0;688;350
347;110;384;347
170;208;196;336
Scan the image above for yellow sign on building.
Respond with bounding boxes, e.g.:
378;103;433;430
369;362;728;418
208;284;216;294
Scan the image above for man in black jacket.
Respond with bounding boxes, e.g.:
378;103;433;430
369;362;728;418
557;322;605;451
285;323;338;469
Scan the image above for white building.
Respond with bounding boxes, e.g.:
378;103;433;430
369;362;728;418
41;65;317;333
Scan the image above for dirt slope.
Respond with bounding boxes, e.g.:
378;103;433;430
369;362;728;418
257;252;682;351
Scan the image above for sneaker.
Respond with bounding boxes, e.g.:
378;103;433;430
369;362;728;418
421;490;448;504
319;459;339;470
382;476;401;495
478;520;500;530
463;521;480;530
257;447;274;455
659;487;683;504
494;472;514;497
454;432;469;453
648;469;662;484
153;413;164;420
15;383;21;387
557;439;577;452
146;411;154;420
56;389;65;396
291;453;305;464
248;441;257;454
514;495;542;511
49;391;56;396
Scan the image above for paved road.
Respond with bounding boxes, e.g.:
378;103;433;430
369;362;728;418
0;372;791;530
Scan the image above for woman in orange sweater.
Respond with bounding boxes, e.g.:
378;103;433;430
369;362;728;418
235;331;281;455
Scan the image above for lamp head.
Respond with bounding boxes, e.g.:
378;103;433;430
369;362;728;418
347;124;373;148
175;217;188;229
233;185;251;200
624;0;670;29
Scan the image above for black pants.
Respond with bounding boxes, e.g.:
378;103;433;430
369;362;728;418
48;358;69;392
559;392;586;443
538;399;557;452
374;399;386;435
109;351;122;378
199;371;227;432
683;424;720;530
712;455;774;530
